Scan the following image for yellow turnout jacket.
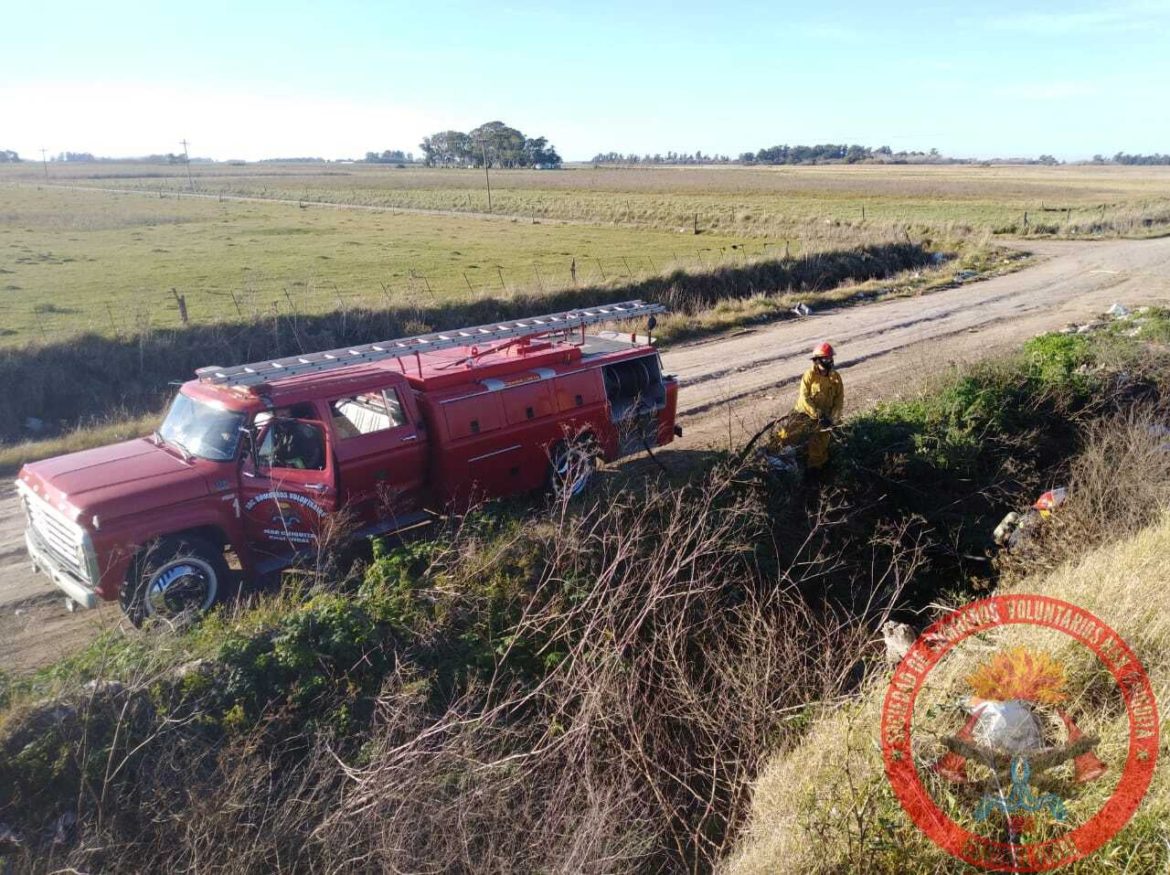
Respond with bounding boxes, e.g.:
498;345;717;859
793;367;844;424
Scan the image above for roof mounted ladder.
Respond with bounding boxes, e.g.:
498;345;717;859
196;299;665;388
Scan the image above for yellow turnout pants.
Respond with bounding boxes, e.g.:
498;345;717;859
770;413;831;469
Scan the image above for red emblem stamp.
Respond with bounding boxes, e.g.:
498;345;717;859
881;594;1159;871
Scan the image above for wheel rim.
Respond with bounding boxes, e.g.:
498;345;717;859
554;444;593;497
145;557;217;618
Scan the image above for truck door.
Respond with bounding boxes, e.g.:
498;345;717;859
327;384;427;528
239;415;339;559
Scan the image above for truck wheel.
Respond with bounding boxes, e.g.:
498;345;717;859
549;437;596;500
121;535;229;627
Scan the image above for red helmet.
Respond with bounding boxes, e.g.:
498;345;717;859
812;342;835;360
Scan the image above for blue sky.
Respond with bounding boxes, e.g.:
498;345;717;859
2;0;1167;161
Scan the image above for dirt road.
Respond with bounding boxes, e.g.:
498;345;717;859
3;237;1169;672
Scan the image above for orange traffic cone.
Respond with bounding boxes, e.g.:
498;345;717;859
933;711;981;783
1059;710;1107;783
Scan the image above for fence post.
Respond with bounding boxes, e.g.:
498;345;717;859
171;288;189;325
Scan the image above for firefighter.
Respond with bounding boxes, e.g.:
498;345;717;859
771;342;844;469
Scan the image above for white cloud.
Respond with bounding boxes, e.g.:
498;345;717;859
1;82;445;160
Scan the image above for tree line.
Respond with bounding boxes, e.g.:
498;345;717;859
0;150;20;162
1104;152;1170;166
589;144;945;166
418;121;562;169
364;150;416;164
590;151;733;165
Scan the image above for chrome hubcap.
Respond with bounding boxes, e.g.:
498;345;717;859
554;445;593;497
146;558;216;618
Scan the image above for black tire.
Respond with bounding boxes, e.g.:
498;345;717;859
121;535;230;628
548;436;597;501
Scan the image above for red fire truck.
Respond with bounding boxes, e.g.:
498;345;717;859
16;301;679;624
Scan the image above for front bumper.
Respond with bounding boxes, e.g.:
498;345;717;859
24;527;98;610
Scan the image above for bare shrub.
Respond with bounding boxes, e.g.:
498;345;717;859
999;407;1170;578
308;463;915;873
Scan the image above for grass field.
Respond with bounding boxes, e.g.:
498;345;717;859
3;162;1167;347
0;183;768;344
6;161;1170;238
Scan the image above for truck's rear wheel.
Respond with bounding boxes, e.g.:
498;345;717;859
549;437;597;501
121;535;229;627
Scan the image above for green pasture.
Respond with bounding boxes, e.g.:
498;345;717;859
3;161;1169;346
0;184;760;345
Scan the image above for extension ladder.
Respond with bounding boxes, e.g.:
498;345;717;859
196;299;664;388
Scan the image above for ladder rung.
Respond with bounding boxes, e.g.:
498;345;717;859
197;299;665;388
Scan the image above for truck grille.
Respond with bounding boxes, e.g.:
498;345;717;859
21;488;89;582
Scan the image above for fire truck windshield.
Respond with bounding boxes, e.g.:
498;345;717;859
158;393;247;462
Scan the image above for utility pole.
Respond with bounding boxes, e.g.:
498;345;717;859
480;139;492;213
39;148;48;180
180;138;194;191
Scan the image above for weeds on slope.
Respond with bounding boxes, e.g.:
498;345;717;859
726;413;1170;875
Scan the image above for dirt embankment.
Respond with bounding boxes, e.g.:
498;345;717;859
2;237;1169;672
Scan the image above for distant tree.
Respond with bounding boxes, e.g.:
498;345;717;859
1037;154;1059;166
523;136;562;168
420;122;560;169
429;130;475;167
0;149;20;162
470;121;526;167
418;137;437;166
1091;154;1106;164
844;144;871;164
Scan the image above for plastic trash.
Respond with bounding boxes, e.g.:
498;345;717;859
971;699;1044;755
1034;487;1068;515
1106;303;1131;318
760;446;801;475
993;512;1021;546
791;302;812;317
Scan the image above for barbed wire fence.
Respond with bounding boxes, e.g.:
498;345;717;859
14;240;809;343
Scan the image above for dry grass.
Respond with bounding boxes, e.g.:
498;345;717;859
725;416;1170;874
7;163;1170;237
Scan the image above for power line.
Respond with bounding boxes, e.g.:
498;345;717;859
39;148;48;180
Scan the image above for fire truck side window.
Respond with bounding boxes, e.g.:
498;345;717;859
330;389;409;439
257;420;326;471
